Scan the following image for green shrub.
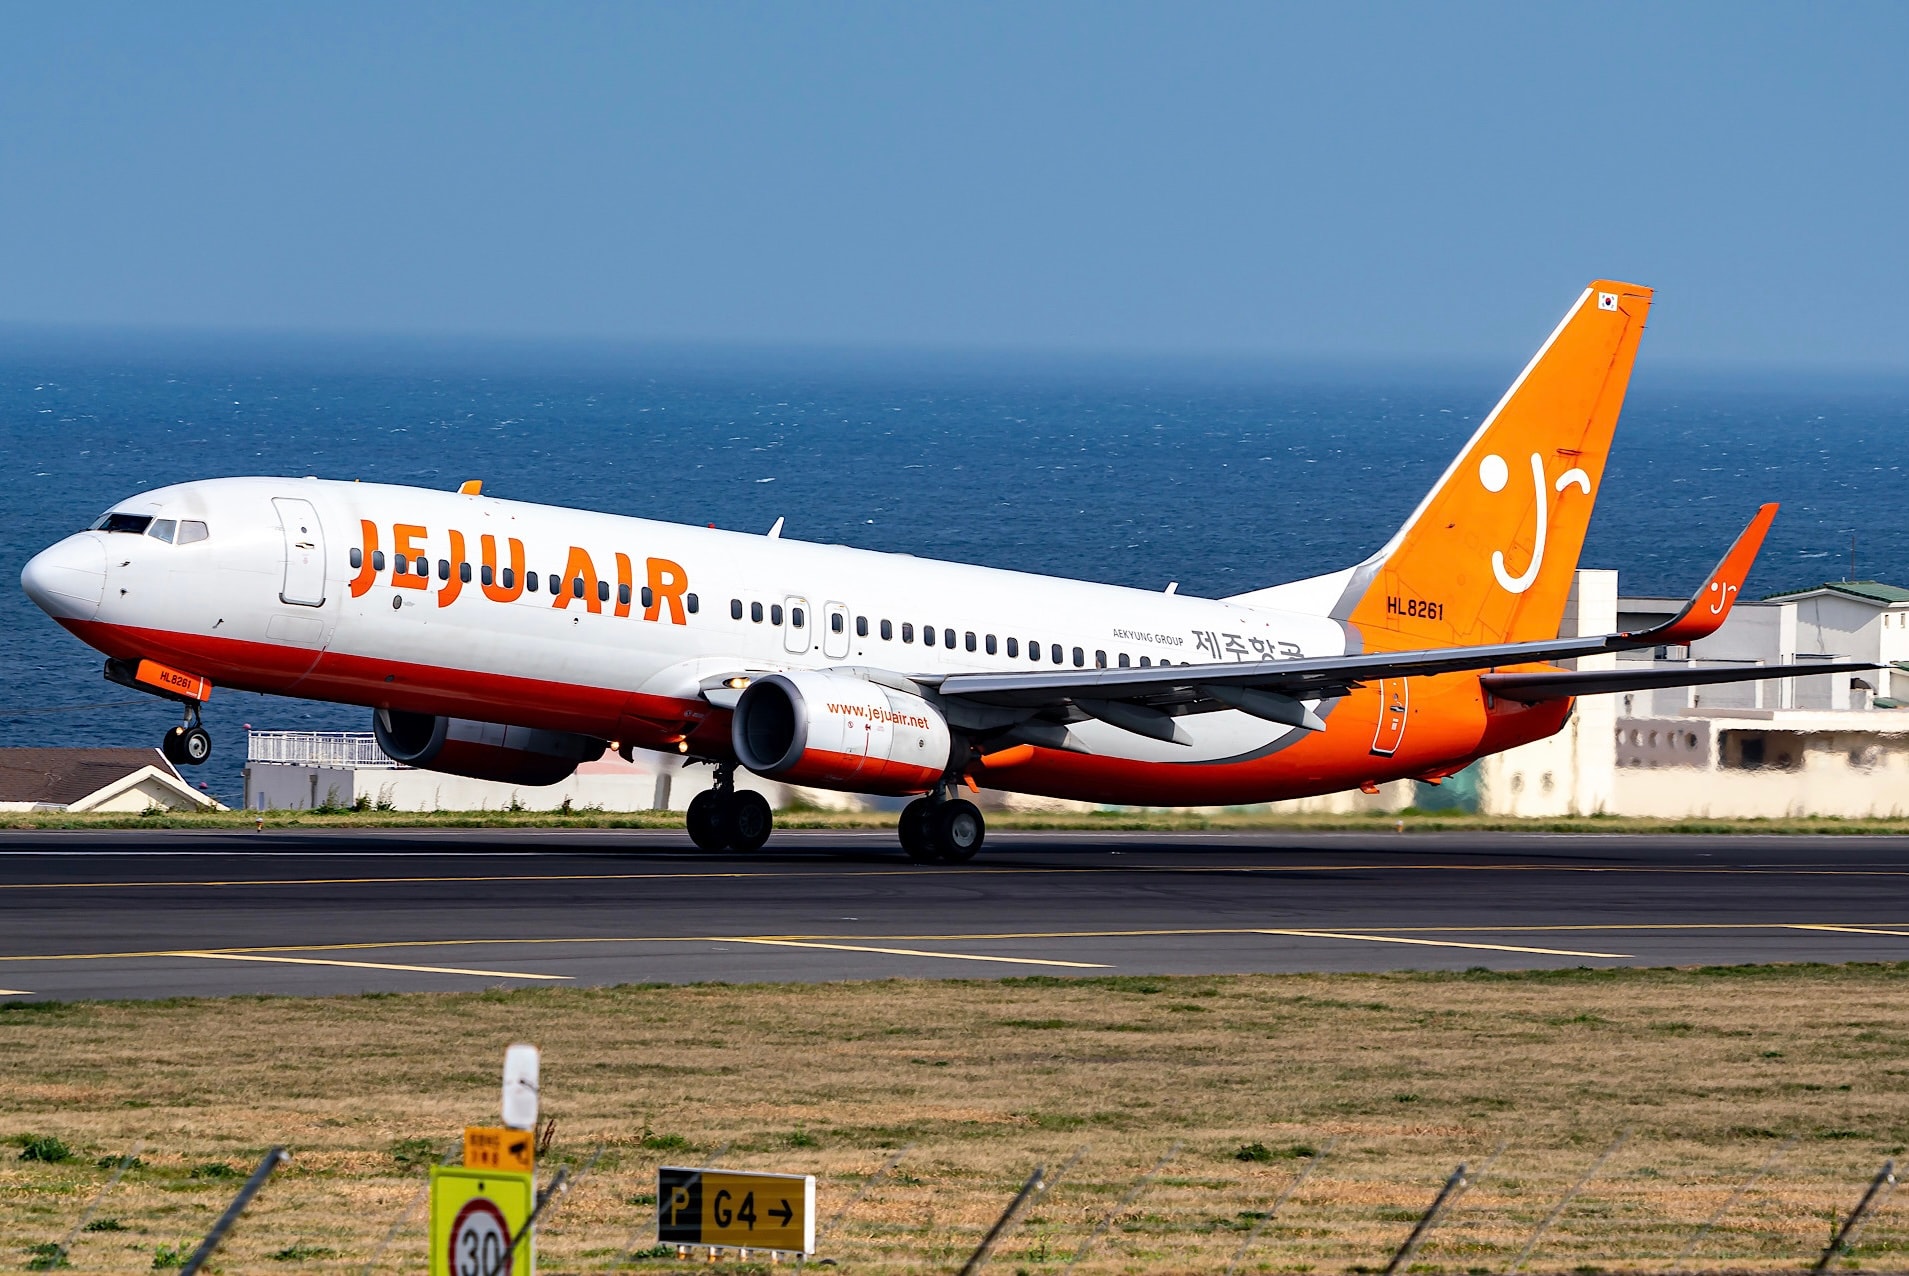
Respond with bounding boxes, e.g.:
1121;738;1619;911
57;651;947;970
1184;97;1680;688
19;1135;73;1163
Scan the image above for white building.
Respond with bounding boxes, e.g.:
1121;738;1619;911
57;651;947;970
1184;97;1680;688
0;748;225;813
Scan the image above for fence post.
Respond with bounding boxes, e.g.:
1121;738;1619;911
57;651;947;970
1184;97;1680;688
1380;1162;1469;1276
1810;1160;1896;1276
178;1147;289;1276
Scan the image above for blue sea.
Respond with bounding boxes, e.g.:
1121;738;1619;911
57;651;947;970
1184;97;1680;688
3;330;1905;804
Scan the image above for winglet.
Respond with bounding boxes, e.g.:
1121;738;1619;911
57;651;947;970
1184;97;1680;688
1628;503;1778;645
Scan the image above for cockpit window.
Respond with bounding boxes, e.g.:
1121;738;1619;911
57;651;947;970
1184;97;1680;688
93;512;153;535
148;519;178;544
176;521;209;544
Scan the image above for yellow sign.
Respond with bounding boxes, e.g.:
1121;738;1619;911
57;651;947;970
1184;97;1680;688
657;1166;815;1254
464;1127;535;1174
430;1166;534;1276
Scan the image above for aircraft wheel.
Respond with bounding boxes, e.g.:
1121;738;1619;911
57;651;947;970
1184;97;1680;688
931;799;985;863
899;797;938;862
727;789;774;852
686;790;727;852
180;726;212;766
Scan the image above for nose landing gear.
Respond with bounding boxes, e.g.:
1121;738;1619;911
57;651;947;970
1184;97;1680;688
685;764;775;852
899;788;985;864
160;704;212;767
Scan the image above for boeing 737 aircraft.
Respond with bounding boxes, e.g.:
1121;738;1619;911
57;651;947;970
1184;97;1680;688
19;281;1871;861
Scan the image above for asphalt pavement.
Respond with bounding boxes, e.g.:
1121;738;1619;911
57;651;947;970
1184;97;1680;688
3;827;1908;999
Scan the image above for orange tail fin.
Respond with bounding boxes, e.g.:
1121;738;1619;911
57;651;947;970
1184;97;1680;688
1341;280;1653;650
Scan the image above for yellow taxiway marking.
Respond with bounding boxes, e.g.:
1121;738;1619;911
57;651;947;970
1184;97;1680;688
1251;929;1629;958
169;951;569;980
719;938;1109;969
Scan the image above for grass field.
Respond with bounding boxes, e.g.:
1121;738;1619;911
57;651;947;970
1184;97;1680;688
5;967;1909;1274
11;807;1909;835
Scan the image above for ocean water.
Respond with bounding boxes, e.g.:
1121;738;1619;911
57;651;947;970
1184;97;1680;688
3;333;1904;804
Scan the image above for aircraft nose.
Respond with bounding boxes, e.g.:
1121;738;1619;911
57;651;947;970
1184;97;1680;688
20;534;106;621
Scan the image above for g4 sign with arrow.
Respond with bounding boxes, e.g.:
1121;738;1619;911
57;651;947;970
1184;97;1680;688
658;1167;815;1255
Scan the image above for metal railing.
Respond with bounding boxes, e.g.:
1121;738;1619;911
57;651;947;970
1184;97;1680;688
246;731;401;768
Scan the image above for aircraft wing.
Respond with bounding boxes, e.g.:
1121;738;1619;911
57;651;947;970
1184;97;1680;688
929;505;1795;742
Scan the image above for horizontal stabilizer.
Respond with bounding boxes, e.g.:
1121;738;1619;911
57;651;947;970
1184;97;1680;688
1481;660;1877;705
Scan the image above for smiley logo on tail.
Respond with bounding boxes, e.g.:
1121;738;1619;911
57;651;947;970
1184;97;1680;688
1478;452;1592;594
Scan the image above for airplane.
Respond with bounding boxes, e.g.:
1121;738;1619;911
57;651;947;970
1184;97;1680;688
19;280;1873;861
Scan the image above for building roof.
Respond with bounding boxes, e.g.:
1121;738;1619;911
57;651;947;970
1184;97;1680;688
0;748;185;806
1763;581;1909;605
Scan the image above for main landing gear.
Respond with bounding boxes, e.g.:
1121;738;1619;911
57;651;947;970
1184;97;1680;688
686;764;774;853
899;789;985;864
161;703;212;767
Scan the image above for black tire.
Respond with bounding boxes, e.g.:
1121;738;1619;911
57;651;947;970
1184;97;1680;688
931;799;985;862
727;789;773;852
686;790;727;852
181;726;212;766
161;727;189;764
899;797;937;863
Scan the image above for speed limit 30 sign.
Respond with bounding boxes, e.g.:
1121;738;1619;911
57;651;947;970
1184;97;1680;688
431;1166;535;1276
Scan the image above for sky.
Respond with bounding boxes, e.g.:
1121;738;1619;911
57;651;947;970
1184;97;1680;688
1;2;1905;368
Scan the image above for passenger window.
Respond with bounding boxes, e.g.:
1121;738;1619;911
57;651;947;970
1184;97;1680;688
881;619;893;640
944;628;956;648
1074;647;1086;667
460;562;473;583
731;599;743;620
1095;650;1107;668
618;583;631;606
792;607;805;628
573;577;586;598
597;579;611;603
856;616;868;637
549;573;563;593
1140;656;1151;666
1051;644;1063;664
350;548;363;569
1007;637;1019;657
686;593;699;614
148;519;177;543
751;601;764;622
501;567;514;589
1118;653;1130;668
831;612;845;633
439;559;451;581
373;550;386;571
771;604;784;625
902;622;914;643
481;564;494;586
641;586;654;608
176;521;208;545
1029;639;1041;661
526;572;539;593
985;634;997;655
924;626;936;647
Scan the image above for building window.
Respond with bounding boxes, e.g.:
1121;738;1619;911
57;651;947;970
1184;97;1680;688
986;634;998;655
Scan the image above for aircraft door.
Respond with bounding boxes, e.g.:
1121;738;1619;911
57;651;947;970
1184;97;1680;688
1369;677;1408;756
822;601;851;659
272;497;327;607
783;595;812;654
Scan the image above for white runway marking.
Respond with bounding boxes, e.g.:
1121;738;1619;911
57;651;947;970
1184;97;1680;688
721;938;1111;969
1253;929;1631;958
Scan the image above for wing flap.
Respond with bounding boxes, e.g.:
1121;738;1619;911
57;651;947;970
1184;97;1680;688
1480;660;1877;704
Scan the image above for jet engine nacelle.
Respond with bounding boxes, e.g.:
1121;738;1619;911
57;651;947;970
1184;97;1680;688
731;671;952;795
373;709;606;787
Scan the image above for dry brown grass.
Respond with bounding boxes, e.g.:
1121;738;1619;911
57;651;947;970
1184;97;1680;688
5;967;1909;1274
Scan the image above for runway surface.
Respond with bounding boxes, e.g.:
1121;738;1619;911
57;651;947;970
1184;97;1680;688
4;828;1909;1000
